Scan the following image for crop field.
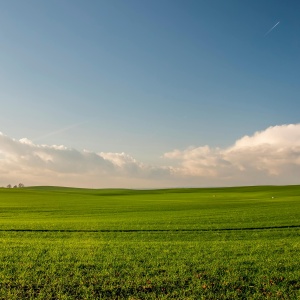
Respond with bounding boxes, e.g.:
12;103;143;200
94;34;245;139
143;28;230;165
0;185;299;299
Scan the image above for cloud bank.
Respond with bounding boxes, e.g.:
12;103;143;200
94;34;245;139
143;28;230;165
0;132;171;188
164;124;300;186
1;124;300;188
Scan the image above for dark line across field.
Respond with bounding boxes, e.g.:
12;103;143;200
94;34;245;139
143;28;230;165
0;225;299;233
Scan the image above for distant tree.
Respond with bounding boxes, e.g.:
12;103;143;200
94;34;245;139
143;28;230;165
13;185;18;188
18;183;24;188
7;184;11;188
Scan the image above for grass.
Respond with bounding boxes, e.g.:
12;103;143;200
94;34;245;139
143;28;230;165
0;185;299;299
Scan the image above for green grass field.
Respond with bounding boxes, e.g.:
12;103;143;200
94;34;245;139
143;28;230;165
0;185;299;299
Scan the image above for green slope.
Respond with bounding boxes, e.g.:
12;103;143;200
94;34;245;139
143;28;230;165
0;185;299;231
0;186;299;299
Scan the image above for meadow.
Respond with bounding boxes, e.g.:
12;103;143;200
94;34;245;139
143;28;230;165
0;185;299;299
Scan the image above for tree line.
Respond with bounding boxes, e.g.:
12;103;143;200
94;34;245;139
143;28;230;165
6;183;25;188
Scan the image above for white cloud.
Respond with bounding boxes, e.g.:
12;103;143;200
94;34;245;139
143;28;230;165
0;133;171;188
233;124;300;148
1;124;300;188
164;124;300;185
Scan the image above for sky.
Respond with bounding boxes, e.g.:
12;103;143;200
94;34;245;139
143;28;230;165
0;0;299;188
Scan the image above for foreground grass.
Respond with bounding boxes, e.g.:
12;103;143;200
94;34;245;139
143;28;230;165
0;186;299;299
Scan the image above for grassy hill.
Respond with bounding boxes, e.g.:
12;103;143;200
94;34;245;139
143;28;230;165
0;185;299;298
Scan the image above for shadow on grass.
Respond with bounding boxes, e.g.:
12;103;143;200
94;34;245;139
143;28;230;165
0;225;300;233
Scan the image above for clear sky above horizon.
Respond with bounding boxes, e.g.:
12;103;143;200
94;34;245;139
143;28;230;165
0;0;299;188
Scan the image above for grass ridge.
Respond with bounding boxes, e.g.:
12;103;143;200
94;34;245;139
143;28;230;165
0;224;300;233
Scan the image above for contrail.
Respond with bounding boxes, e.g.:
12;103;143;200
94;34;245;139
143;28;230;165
264;21;280;36
32;121;87;142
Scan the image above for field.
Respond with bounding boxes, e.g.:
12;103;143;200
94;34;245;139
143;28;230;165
0;185;299;299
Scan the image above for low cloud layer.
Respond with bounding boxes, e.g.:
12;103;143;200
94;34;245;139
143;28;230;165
164;124;300;186
0;132;171;188
1;124;300;188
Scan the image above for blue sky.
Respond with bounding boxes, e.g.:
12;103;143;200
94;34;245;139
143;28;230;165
0;1;299;187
